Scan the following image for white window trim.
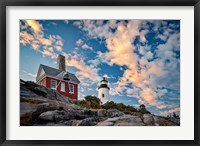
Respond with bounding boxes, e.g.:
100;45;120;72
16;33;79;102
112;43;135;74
61;82;65;92
69;83;74;94
51;79;57;90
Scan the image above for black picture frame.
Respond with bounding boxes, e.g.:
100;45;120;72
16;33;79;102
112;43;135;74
0;0;199;146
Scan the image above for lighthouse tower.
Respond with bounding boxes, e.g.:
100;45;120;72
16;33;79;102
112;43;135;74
98;77;110;104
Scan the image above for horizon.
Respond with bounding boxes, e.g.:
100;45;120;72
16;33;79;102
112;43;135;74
20;20;180;116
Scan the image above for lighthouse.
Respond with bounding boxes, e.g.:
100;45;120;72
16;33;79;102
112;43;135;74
98;77;110;104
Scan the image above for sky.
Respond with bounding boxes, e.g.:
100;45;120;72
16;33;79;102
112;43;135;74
20;20;180;116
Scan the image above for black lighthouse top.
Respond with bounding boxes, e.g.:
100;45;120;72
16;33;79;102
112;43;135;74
98;77;110;90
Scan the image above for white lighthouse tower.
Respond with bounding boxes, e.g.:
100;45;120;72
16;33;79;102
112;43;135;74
98;77;110;104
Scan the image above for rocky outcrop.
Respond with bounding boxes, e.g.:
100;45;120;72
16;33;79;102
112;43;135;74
21;97;180;126
97;115;145;126
97;109;124;118
20;79;72;104
20;97;82;125
142;114;155;126
20;79;180;126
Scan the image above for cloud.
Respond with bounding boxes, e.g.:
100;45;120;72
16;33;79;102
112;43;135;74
40;38;53;46
20;20;180;115
127;88;135;95
20;20;64;56
87;58;100;67
82;44;93;50
76;39;93;50
103;74;115;80
103;74;110;79
46;47;53;52
73;20;115;39
73;21;83;29
41;49;52;57
77;20;179;111
76;39;84;46
27;73;37;78
140;35;146;42
21;20;102;87
108;21;179;110
104;23;140;67
109;86;121;96
62;53;101;82
55;46;62;51
24;20;43;34
55;40;63;46
31;44;40;50
21;70;37;78
141;88;157;103
20;31;39;50
108;20;118;29
160;108;180;116
20;31;34;45
41;49;58;59
144;51;153;60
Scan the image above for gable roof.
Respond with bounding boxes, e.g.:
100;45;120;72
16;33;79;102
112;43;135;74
36;64;80;84
41;64;62;76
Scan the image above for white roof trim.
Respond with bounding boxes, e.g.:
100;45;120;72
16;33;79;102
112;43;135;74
37;75;79;85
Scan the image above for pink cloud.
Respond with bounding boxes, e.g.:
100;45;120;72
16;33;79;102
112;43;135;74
63;53;101;82
24;20;43;34
160;108;180;116
20;20;64;54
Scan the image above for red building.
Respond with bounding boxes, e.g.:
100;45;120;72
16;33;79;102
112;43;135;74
36;55;80;101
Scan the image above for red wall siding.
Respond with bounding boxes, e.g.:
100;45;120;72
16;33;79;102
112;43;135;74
42;76;78;101
39;77;46;86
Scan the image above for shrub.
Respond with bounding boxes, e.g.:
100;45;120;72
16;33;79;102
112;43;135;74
102;101;137;113
172;112;180;118
75;96;151;115
74;99;89;108
74;95;101;109
138;104;151;114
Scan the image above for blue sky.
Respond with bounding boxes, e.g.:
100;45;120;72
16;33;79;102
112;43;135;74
20;20;180;116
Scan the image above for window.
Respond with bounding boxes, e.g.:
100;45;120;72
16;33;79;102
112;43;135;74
102;94;105;98
61;82;65;92
51;79;57;89
69;84;74;94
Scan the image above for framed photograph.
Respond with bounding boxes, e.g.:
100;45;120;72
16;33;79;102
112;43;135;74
0;0;199;145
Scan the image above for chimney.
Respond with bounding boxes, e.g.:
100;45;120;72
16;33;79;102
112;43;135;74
57;54;65;71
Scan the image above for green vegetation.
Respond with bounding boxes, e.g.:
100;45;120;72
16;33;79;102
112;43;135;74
172;112;180;118
138;104;151;114
74;95;151;115
166;112;180;118
101;101;138;113
74;95;101;109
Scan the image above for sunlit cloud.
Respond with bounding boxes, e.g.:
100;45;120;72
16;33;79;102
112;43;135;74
62;53;101;82
76;39;93;50
160;108;180;116
20;20;180;116
74;20;180;112
24;20;43;34
20;20;64;57
55;46;62;51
